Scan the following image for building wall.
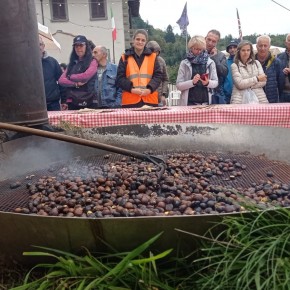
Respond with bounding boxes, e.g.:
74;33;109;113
34;0;131;64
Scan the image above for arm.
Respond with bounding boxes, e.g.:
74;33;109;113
58;69;75;87
147;56;162;92
176;61;195;91
211;52;228;78
116;56;133;92
276;58;284;97
251;61;267;89
231;63;262;90
115;87;122;107
207;61;218;89
69;59;98;82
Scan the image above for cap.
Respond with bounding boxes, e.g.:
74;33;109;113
73;35;87;45
226;40;238;52
146;40;161;53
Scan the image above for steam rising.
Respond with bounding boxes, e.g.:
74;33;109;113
0;137;89;181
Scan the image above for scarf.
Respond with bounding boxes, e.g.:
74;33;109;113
186;50;209;65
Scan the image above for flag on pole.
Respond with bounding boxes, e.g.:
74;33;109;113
176;2;189;33
111;7;116;41
236;8;243;41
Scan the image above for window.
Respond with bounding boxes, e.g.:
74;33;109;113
90;0;107;20
50;0;68;21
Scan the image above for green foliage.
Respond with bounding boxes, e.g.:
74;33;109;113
164;25;176;43
10;232;196;290
191;208;290;290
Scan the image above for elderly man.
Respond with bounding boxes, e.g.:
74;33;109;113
92;45;121;108
255;35;283;103
205;29;228;104
39;36;65;110
278;33;290;102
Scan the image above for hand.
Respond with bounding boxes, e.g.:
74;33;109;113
132;88;150;96
76;81;86;87
257;74;267;82
61;103;68;110
161;96;167;106
210;47;217;56
283;67;290;75
192;74;201;85
200;75;209;86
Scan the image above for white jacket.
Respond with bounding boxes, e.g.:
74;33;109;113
231;60;268;104
176;58;218;105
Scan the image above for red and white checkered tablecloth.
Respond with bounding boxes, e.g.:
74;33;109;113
48;104;290;128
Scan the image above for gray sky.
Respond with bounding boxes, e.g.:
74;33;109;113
139;0;289;40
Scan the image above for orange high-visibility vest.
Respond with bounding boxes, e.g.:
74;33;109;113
121;53;158;105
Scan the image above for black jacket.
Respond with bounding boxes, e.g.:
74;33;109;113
42;55;65;103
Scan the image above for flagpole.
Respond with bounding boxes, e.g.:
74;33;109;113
112;38;115;64
176;2;189;54
110;6;116;64
185;27;188;53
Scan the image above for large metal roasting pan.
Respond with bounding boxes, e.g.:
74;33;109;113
0;123;289;263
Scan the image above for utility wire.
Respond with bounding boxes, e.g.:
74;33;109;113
271;0;290;12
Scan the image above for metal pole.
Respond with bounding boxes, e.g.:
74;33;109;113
185;27;188;53
40;0;45;25
0;0;48;125
112;39;116;64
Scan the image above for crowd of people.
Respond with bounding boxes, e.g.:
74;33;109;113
39;30;290;111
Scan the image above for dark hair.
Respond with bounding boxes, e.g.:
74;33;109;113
66;38;93;76
234;40;255;65
207;29;221;40
60;63;67;70
133;29;148;41
87;40;96;51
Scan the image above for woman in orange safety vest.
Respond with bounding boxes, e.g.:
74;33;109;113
116;29;162;108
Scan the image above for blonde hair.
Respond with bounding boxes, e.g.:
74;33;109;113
188;35;206;50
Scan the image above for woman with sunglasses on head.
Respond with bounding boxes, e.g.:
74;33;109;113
116;29;162;108
176;35;218;106
59;35;98;110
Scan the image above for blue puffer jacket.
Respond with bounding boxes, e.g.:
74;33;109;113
277;51;289;93
223;54;234;104
256;53;284;103
94;62;122;108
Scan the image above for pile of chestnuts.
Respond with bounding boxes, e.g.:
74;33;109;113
14;153;290;217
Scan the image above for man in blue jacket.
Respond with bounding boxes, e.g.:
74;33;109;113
223;40;238;104
255;35;283;103
278;33;290;102
92;45;121;108
39;36;65;111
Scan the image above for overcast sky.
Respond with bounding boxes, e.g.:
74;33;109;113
139;0;289;40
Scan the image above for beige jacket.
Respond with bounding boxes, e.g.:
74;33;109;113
231;59;268;104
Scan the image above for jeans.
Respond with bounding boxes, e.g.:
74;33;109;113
212;93;226;104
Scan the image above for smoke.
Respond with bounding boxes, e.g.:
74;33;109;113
0;137;82;181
